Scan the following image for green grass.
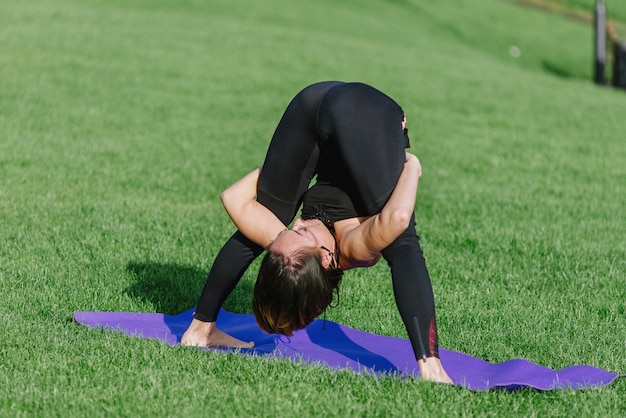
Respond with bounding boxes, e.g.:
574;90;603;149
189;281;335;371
1;0;625;416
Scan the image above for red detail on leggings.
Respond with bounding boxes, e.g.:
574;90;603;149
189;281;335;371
429;316;439;358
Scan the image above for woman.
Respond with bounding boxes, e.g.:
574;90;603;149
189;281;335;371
182;82;451;383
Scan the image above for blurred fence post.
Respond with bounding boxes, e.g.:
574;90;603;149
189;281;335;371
613;41;626;89
594;0;606;85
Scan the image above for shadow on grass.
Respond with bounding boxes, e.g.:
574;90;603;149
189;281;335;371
542;60;576;79
124;261;254;315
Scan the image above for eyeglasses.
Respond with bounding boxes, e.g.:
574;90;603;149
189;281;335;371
320;245;338;269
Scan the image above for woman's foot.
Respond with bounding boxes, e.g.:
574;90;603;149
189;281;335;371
417;357;454;385
181;318;255;349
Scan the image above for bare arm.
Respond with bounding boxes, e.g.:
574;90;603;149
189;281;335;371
220;168;286;249
340;153;421;263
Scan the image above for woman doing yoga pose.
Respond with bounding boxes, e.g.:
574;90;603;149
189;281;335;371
182;81;451;383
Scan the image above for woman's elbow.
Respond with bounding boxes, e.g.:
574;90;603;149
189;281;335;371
220;188;234;212
388;209;412;233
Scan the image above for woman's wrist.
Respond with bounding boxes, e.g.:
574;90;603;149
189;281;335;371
405;154;421;178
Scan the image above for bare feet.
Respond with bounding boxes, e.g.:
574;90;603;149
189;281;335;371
181;318;254;349
417;357;454;385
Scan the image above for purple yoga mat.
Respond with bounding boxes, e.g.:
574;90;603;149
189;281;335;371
73;308;622;391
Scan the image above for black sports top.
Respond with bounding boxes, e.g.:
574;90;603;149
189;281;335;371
301;181;367;223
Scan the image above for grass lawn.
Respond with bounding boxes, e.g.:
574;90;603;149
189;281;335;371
1;0;625;416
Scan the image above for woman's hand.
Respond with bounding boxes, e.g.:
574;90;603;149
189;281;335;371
405;151;422;178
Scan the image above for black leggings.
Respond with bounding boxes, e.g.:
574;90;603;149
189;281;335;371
194;82;439;358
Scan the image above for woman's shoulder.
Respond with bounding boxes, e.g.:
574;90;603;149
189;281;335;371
334;217;382;270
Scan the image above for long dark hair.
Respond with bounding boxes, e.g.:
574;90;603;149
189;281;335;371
252;248;343;336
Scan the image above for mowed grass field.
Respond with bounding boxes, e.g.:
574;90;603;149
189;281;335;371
1;0;625;416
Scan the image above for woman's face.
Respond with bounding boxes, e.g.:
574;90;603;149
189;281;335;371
271;219;336;267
